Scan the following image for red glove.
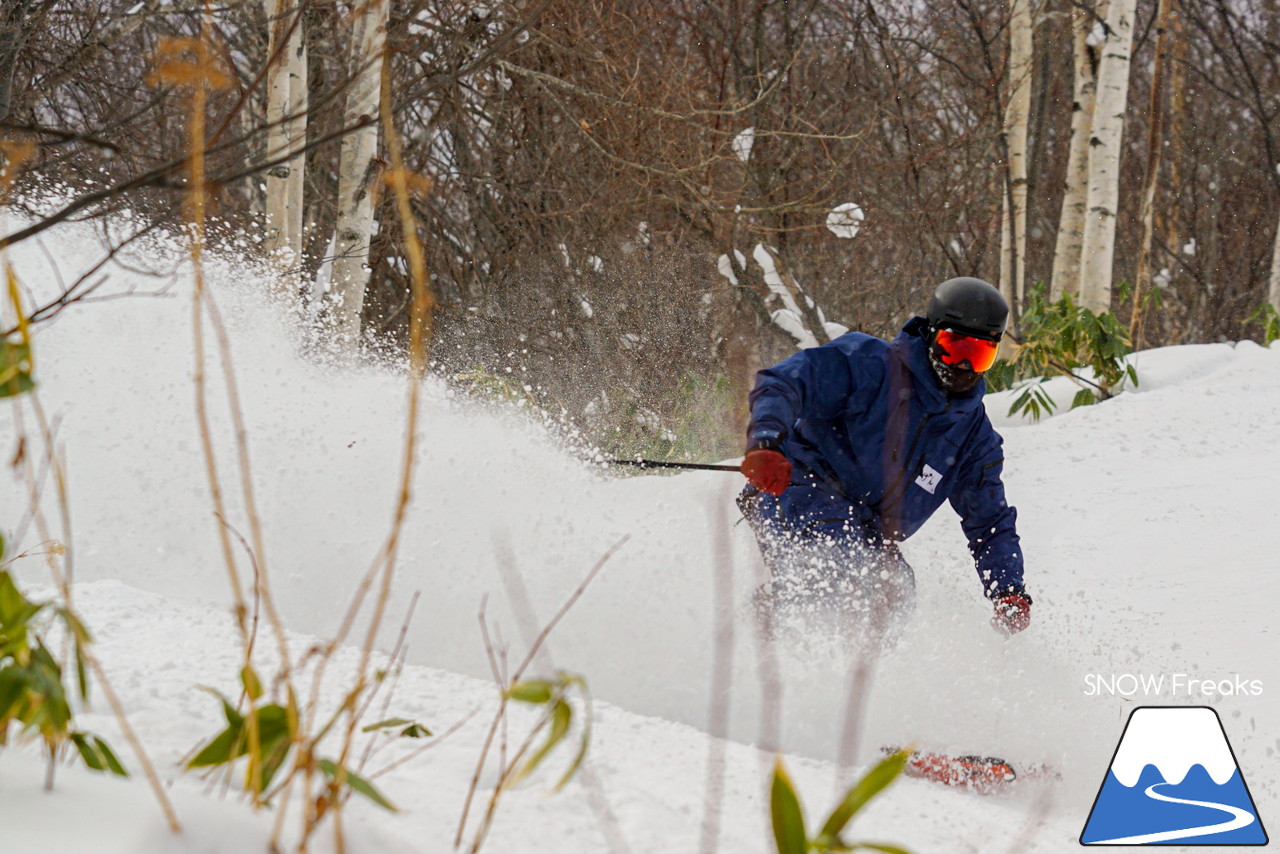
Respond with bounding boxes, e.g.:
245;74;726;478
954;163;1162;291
741;448;792;496
991;593;1031;636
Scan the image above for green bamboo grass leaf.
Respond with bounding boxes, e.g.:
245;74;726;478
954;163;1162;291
71;731;105;771
361;716;432;738
507;679;554;704
94;735;129;777
240;665;263;701
362;716;415;732
554;689;592;792
187;688;247;768
70;732;129;777
195;685;244;726
318;759;398;812
57;609;92;701
254;704;291;743
187;720;245;767
770;758;808;854
0;371;34;399
72;641;89;701
514;698;572;786
1071;389;1096;409
0;571;35;625
0;669;26;722
250;704;294;792
819;750;910;842
0;338;35;399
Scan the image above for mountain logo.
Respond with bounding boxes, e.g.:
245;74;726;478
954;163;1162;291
1080;706;1268;846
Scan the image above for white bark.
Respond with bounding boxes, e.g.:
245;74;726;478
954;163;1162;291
327;0;389;348
286;30;307;267
262;0;307;268
1129;0;1173;342
1050;0;1105;301
1000;0;1033;313
1078;0;1136;313
1270;172;1280;313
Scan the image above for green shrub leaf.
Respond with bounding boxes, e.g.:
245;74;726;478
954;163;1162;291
770;758;808;854
240;665;263;701
71;731;105;771
360;716;432;738
1071;389;1096;409
515;698;573;786
94;735;129;777
507;679;554;704
819;749;909;842
187;722;244;768
554;693;592;792
70;731;129;777
318;759;398;812
0;667;30;720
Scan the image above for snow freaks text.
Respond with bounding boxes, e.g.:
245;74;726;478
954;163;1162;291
1084;673;1264;698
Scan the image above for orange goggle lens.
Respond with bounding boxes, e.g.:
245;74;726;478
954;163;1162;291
935;329;999;372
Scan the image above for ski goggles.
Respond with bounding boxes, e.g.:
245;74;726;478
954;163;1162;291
933;328;1000;373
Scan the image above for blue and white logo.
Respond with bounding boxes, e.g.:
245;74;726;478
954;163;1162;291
1081;706;1268;845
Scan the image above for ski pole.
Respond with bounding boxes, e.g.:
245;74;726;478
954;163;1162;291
606;458;742;473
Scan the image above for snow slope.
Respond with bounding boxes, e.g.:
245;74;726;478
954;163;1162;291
1;218;1277;851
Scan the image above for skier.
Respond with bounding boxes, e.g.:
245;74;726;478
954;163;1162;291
738;277;1030;646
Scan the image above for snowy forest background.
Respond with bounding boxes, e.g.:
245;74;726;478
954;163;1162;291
2;0;1279;454
2;3;1280;852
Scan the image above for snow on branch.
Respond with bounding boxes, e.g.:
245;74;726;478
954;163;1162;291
751;243;838;350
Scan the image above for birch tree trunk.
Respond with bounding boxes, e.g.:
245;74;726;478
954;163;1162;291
1000;0;1033;316
262;0;307;269
1161;5;1187;270
1078;0;1136;313
1050;0;1105;301
326;0;389;349
1270;170;1280;314
1267;0;1280;308
286;32;307;267
1128;0;1173;344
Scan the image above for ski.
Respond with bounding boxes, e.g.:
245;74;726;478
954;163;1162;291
883;747;1056;794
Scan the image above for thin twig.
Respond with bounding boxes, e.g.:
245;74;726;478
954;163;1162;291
325;33;436;854
15;393;182;831
457;535;631;851
356;592;421;774
370;708;479;780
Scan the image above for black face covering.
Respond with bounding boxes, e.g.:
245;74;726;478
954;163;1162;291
928;336;983;394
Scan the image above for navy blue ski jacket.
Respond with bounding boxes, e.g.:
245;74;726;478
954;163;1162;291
746;316;1025;598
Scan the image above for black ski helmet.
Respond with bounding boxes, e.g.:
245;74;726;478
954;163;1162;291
926;277;1008;341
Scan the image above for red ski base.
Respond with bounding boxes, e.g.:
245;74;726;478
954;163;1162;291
886;748;1019;794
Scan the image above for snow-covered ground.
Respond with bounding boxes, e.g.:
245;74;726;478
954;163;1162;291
1;218;1276;852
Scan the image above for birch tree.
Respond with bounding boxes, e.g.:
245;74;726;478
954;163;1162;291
1270;164;1280;314
999;0;1033;315
262;0;307;271
326;0;389;349
1050;0;1106;301
1077;0;1136;313
1128;0;1173;342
